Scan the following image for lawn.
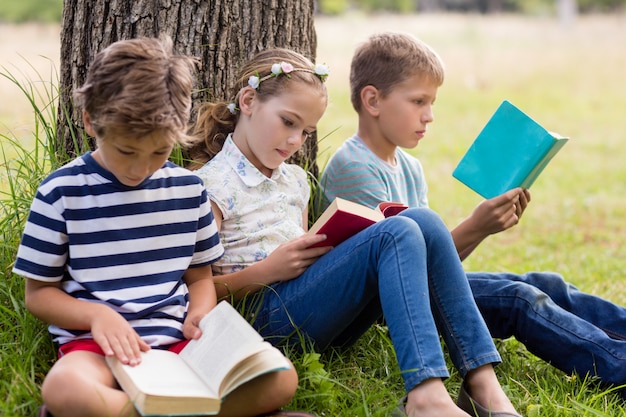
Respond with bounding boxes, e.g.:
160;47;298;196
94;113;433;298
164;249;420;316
2;12;626;416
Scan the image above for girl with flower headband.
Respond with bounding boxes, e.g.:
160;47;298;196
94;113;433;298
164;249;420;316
188;49;329;168
188;47;514;417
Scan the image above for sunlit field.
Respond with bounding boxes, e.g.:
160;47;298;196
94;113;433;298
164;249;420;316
0;23;60;148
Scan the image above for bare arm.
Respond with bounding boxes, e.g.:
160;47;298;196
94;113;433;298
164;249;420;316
210;201;331;300
24;278;149;365
182;264;217;340
452;188;531;261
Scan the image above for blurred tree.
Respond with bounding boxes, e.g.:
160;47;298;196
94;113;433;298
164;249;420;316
56;0;321;178
577;0;623;12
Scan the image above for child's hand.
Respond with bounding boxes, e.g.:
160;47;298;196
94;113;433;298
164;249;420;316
182;265;217;340
90;306;150;366
183;310;205;340
516;188;531;219
470;188;531;235
262;234;332;282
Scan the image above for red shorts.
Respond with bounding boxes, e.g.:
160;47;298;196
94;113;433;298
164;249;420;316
58;338;190;358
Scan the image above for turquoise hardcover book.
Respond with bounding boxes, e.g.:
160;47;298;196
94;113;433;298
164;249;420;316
452;100;569;199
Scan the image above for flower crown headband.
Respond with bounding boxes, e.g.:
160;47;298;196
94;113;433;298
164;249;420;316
227;61;330;114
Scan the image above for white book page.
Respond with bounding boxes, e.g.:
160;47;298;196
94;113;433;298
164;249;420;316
179;302;268;396
112;349;217;398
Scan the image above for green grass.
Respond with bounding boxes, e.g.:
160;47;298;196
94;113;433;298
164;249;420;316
0;0;62;23
3;13;626;416
0;69;62;415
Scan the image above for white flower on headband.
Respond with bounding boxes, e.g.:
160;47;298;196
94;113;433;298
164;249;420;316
248;75;260;89
314;63;330;81
227;103;237;114
248;61;330;91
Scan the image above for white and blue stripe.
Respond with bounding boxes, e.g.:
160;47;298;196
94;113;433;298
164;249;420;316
13;152;223;347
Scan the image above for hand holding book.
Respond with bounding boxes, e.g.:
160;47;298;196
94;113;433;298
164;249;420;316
106;301;291;416
307;198;408;248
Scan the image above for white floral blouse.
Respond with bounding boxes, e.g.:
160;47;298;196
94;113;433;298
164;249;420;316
194;135;310;275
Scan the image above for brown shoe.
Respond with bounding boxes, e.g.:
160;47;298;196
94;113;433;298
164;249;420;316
457;383;522;417
391;395;408;416
37;405;53;417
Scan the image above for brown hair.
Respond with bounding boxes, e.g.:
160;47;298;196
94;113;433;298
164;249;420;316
73;36;199;145
350;31;445;113
187;47;327;168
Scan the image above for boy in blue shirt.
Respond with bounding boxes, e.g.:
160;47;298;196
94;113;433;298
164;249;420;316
322;30;626;404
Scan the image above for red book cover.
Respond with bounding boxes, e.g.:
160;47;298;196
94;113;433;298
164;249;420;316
307;198;407;248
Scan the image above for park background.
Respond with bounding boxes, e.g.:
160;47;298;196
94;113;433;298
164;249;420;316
2;0;626;415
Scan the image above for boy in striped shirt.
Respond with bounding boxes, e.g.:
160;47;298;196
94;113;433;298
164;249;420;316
14;36;298;417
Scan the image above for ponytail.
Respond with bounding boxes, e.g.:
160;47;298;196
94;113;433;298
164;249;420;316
187;102;237;169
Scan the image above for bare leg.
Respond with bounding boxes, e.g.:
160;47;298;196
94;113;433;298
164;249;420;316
41;351;139;417
217;360;299;417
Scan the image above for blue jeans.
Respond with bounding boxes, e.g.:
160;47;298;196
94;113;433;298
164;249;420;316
246;208;500;392
468;271;626;386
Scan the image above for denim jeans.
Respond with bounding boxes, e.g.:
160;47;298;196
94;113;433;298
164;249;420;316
247;207;500;392
468;271;626;385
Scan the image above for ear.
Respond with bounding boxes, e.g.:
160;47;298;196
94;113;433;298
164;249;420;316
360;85;381;117
238;86;256;116
82;110;97;137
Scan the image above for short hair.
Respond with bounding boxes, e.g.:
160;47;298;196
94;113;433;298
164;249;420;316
73;36;199;145
350;31;445;113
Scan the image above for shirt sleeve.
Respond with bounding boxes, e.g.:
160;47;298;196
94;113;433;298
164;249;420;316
13;189;68;282
190;187;224;266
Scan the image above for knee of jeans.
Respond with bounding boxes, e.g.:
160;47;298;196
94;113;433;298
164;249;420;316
376;217;428;254
526;271;578;293
511;283;551;312
399;207;447;233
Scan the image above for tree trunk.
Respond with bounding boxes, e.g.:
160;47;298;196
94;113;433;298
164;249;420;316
57;0;319;177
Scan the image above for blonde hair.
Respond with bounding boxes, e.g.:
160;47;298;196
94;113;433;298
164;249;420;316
350;31;445;113
187;47;327;168
73;36;199;146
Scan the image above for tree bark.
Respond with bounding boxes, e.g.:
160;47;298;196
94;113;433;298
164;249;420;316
57;0;319;177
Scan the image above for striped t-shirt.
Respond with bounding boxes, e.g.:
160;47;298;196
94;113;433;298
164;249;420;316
321;135;429;210
13;152;224;347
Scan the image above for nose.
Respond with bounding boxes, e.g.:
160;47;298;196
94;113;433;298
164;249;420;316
130;158;153;180
287;132;304;147
422;107;434;124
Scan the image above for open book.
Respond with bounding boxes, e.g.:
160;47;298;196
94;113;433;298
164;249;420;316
452;100;569;199
106;301;291;416
307;197;408;248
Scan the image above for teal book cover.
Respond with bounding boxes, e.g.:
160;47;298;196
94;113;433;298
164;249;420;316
452;100;569;199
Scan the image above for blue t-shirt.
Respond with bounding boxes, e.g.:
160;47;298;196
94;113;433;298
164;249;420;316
321;135;429;210
13;152;224;346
